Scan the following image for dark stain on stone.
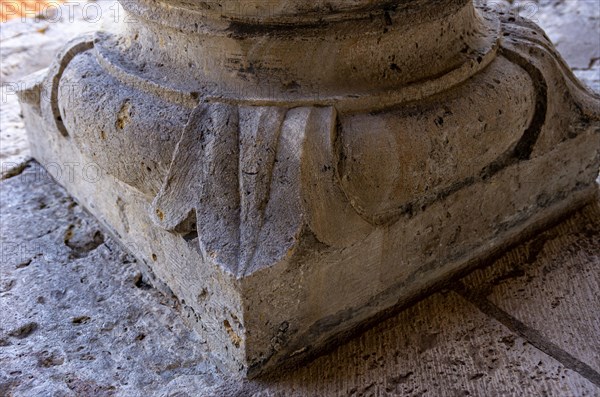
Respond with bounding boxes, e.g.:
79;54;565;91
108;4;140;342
1;279;16;292
1;161;30;180
66;377;116;397
134;273;152;290
16;258;32;269
384;11;393;26
226;21;330;39
418;332;439;354
0;380;18;396
115;100;132;130
65;228;105;258
499;335;516;349
239;62;256;75
550;297;562;309
387;371;413;388
72;316;91;325
490;267;527;290
37;351;65;367
223;319;241;348
283;80;301;91
8;322;38;339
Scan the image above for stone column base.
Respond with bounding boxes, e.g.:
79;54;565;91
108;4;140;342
18;0;600;377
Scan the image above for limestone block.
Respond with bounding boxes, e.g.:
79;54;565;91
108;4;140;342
17;0;600;377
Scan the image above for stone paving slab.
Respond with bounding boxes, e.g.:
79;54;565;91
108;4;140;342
1;1;600;395
0;1;114;178
532;0;600;93
486;0;599;93
244;290;599;397
0;163;219;397
459;202;600;374
2;162;599;396
538;0;600;93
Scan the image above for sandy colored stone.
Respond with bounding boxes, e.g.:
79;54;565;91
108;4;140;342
14;0;600;376
2;0;597;180
460;201;600;372
2;164;599;395
1;0;600;393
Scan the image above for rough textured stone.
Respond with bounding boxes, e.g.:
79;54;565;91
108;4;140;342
532;0;600;93
14;0;600;376
247;291;600;396
460;202;600;373
2;163;600;395
0;163;218;397
2;0;600;394
0;91;29;179
0;1;114;178
2;0;598;180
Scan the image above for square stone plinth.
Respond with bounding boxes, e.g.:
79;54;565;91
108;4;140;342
16;2;600;376
19;93;599;376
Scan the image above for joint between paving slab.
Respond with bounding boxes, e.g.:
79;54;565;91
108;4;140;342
455;284;600;388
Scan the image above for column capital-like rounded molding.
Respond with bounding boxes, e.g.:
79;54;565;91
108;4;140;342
105;0;496;105
121;0;472;26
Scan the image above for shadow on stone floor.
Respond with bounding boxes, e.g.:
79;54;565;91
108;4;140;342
233;201;600;396
1;164;599;397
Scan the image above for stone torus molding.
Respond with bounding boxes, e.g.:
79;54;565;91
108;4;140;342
18;0;600;377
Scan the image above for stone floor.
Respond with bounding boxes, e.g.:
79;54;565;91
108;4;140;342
1;1;599;396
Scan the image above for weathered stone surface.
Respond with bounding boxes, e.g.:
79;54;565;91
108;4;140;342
0;92;29;179
2;1;600;393
481;0;599;90
0;3;106;84
0;163;218;396
2;0;598;180
532;0;600;93
247;291;600;396
2;163;600;395
15;0;600;376
0;1;114;178
460;202;600;373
